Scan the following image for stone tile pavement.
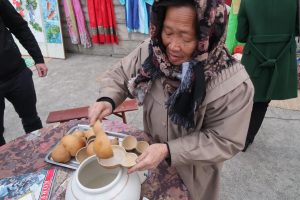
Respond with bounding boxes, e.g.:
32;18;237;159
3;54;300;200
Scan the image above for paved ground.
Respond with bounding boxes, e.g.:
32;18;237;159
3;54;300;200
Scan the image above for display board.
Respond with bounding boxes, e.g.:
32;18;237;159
10;0;65;59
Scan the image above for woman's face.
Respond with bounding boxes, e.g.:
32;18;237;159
161;5;198;65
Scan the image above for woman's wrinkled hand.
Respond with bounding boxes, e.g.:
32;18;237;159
127;143;169;173
88;101;113;125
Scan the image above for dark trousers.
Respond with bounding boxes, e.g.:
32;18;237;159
245;101;270;143
0;68;42;146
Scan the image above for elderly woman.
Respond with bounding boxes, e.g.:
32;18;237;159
89;0;254;199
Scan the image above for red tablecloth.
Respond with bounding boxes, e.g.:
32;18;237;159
0;120;190;200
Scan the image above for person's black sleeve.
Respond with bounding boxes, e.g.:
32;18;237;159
96;97;116;111
164;142;171;166
0;0;44;64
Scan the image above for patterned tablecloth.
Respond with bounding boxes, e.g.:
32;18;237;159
0;120;190;200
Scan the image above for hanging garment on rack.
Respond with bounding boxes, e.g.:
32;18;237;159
87;0;118;44
137;0;153;34
119;0;139;32
225;0;242;54
63;0;92;48
72;0;92;48
63;0;80;44
120;0;153;34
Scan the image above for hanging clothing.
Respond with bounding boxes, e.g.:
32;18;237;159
63;0;92;48
63;0;79;44
146;3;151;28
225;0;242;54
120;0;153;34
87;0;118;44
137;0;153;34
72;0;92;48
119;0;139;32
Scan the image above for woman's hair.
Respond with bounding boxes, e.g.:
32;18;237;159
151;0;199;51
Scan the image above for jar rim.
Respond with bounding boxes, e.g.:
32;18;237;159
76;155;123;193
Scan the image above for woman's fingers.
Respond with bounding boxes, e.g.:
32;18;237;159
89;102;113;125
88;103;99;125
136;151;148;163
127;143;169;174
128;156;152;173
127;152;147;173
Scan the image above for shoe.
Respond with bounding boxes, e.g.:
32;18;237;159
0;135;6;146
242;139;253;152
0;127;5;146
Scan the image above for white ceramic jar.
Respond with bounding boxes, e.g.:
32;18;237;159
65;155;141;200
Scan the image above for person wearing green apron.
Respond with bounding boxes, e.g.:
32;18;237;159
236;0;299;151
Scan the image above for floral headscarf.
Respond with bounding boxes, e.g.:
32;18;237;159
128;0;234;129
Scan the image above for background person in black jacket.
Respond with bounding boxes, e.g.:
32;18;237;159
0;0;48;146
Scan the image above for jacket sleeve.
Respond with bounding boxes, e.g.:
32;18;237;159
97;40;149;107
0;0;44;64
236;0;249;43
167;79;254;166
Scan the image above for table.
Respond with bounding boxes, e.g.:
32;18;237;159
0;120;190;200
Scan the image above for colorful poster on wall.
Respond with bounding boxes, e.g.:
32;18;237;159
10;0;45;43
41;0;62;44
10;0;25;17
9;0;65;58
25;0;45;42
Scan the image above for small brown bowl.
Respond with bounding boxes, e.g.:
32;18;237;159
110;137;119;145
86;135;96;144
97;145;138;169
136;141;149;154
122;153;138;168
86;140;95;156
84;128;96;139
97;145;126;168
72;130;85;138
75;147;89;164
122;135;138;151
